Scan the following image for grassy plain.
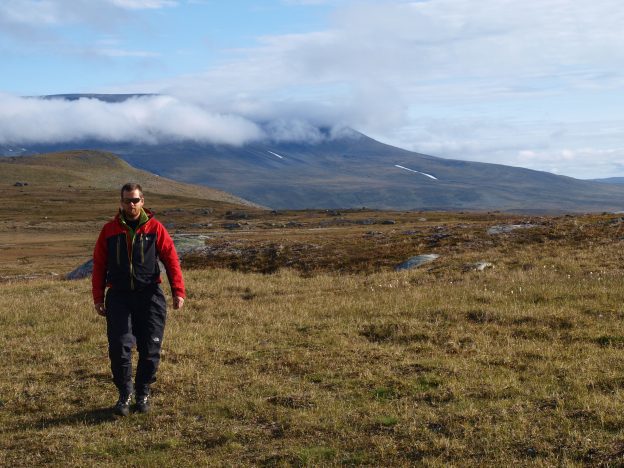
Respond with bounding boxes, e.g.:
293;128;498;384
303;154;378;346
3;152;624;466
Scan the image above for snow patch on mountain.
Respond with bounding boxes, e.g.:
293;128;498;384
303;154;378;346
395;164;438;180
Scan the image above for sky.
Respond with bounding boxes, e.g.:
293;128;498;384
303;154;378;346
0;0;623;179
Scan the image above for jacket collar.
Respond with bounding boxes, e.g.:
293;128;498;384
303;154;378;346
116;208;152;228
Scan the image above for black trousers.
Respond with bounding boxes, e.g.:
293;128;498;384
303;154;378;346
105;285;167;397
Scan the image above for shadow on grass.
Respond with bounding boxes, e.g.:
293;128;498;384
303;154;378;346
37;407;117;428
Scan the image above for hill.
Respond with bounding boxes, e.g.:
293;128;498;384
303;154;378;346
8;130;624;213
0;149;257;206
591;177;624;184
3;94;624;212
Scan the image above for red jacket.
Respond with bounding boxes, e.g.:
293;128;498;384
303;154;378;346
92;209;185;304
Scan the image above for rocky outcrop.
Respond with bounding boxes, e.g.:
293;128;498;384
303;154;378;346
394;254;439;271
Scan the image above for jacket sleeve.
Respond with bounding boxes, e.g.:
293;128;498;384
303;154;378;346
156;222;186;298
92;226;108;304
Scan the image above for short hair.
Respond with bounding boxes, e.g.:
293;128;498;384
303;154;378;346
120;182;143;198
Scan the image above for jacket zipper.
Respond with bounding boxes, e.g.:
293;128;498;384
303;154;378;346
121;212;147;291
130;230;136;290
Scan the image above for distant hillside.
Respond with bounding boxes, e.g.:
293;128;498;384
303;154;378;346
12;134;624;213
590;177;624;184
4;94;624;213
0;150;259;207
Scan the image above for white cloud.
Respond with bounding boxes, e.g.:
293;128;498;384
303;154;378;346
374;116;624;179
152;0;624;130
263;119;329;143
0;94;265;145
0;1;121;27
0;0;176;41
0;0;176;26
514;147;624;178
0;94;353;145
1;0;60;25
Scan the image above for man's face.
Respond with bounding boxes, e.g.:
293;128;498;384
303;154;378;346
120;189;144;220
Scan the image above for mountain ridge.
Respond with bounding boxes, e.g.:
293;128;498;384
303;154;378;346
3;94;624;212
591;177;624;184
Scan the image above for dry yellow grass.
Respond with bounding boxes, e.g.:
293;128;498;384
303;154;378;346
1;150;259;207
3;158;624;465
2;227;624;466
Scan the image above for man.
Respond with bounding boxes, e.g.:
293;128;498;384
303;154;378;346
92;183;185;416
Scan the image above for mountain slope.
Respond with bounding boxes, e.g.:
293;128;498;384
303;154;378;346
591;177;624;184
3;94;624;212
0;150;258;207
12;132;624;212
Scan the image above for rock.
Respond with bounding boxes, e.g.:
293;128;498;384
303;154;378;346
193;208;214;215
468;261;494;271
319;218;351;227
428;233;450;244
172;234;210;254
65;259;93;280
13;181;27;187
225;211;249;220
487;224;536;235
394;254;439;271
355;219;375;225
381;219;396;225
162;208;184;214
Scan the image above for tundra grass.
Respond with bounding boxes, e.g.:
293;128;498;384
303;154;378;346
2;239;624;466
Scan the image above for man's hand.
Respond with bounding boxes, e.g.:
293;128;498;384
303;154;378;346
173;296;185;310
94;303;106;316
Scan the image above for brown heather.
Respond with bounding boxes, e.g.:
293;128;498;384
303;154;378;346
2;155;624;466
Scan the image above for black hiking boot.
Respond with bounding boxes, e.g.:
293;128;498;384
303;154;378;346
134;393;150;414
113;394;132;417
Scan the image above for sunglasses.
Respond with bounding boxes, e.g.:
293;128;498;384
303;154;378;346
122;197;142;204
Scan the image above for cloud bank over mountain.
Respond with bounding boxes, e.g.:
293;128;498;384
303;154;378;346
0;94;350;145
